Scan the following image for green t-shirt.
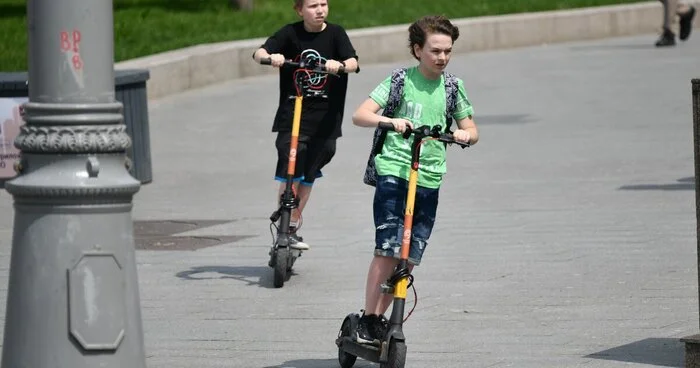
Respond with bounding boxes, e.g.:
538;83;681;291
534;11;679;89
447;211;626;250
369;67;474;188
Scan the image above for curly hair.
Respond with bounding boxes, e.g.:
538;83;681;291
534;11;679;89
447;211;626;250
408;15;460;60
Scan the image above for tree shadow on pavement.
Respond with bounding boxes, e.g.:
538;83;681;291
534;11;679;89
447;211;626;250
473;113;536;125
263;358;377;368
618;176;694;191
568;43;655;51
176;265;289;289
586;337;683;367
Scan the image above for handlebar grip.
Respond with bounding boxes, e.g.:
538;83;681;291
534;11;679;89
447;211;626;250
338;64;360;74
260;58;272;65
378;121;394;131
439;134;470;148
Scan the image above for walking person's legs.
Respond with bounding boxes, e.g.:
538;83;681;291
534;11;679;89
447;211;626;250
656;0;696;46
656;0;678;46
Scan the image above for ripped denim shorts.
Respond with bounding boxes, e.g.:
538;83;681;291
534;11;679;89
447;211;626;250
373;175;439;266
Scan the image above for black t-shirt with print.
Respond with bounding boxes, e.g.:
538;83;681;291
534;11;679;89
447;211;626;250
261;21;357;139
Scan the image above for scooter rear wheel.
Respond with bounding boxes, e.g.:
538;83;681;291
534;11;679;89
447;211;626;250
380;339;406;368
273;248;289;288
337;319;357;368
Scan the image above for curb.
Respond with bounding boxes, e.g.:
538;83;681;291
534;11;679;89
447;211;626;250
114;1;699;100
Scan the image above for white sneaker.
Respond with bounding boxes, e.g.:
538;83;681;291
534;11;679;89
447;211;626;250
289;233;310;250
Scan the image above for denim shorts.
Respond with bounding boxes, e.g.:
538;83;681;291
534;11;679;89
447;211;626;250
373;175;439;266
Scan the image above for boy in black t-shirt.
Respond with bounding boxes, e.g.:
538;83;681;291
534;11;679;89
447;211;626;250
253;0;359;250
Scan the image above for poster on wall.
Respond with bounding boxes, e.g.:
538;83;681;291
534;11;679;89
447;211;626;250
0;98;27;180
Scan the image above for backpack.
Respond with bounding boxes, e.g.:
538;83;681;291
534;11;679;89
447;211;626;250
362;68;460;187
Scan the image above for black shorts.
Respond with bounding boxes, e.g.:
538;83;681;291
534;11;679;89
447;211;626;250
274;132;337;186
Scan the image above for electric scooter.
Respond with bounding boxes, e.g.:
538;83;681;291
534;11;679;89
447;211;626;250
336;123;469;368
260;55;350;288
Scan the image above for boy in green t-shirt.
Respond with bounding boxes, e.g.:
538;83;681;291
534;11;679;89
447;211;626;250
351;15;479;344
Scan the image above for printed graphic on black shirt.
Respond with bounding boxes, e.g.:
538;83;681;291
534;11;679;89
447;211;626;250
263;21;357;139
295;49;329;98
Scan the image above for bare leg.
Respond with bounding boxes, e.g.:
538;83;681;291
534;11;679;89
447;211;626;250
375;263;415;316
364;256;398;315
662;0;679;30
277;182;313;226
293;184;313;225
364;256;417;316
656;0;678;46
278;181;298;204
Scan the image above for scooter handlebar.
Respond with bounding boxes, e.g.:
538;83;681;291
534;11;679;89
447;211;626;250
259;57;348;74
377;122;470;148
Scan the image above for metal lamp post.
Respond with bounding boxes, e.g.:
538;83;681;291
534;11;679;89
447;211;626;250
1;1;147;366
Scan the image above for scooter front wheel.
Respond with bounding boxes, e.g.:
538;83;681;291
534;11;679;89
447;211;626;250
380;339;406;368
273;247;289;288
337;318;357;368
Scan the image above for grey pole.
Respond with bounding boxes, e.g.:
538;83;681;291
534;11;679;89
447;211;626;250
684;79;700;367
1;1;147;367
694;78;700;330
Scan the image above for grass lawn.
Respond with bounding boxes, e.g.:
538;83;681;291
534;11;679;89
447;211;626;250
0;0;652;71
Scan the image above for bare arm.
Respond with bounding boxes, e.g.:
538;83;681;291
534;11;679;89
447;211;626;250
253;48;285;67
252;48;268;63
352;98;412;132
324;57;358;74
453;116;478;145
342;57;359;73
352;98;383;127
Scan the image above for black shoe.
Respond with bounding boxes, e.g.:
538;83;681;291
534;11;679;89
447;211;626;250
680;6;696;41
355;314;378;344
370;314;389;341
655;28;676;47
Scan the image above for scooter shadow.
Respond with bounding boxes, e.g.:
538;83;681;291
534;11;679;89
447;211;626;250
175;265;296;289
263;358;377;367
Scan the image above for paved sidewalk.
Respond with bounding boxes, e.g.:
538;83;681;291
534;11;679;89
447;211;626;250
1;32;699;367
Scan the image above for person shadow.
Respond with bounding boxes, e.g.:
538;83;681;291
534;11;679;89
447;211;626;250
263;358;377;368
175;265;293;289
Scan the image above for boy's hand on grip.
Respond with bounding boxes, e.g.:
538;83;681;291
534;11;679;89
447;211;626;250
324;59;343;74
390;118;413;134
269;54;286;67
453;129;471;144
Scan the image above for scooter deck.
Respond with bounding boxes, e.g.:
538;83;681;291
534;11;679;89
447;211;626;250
337;336;385;363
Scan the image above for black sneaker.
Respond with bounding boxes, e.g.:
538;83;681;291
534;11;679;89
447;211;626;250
371;314;389;341
680;6;696;41
655;28;676;47
355;314;378;344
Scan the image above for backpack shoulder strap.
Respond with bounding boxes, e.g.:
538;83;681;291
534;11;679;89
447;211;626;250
382;67;407;118
444;72;459;131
